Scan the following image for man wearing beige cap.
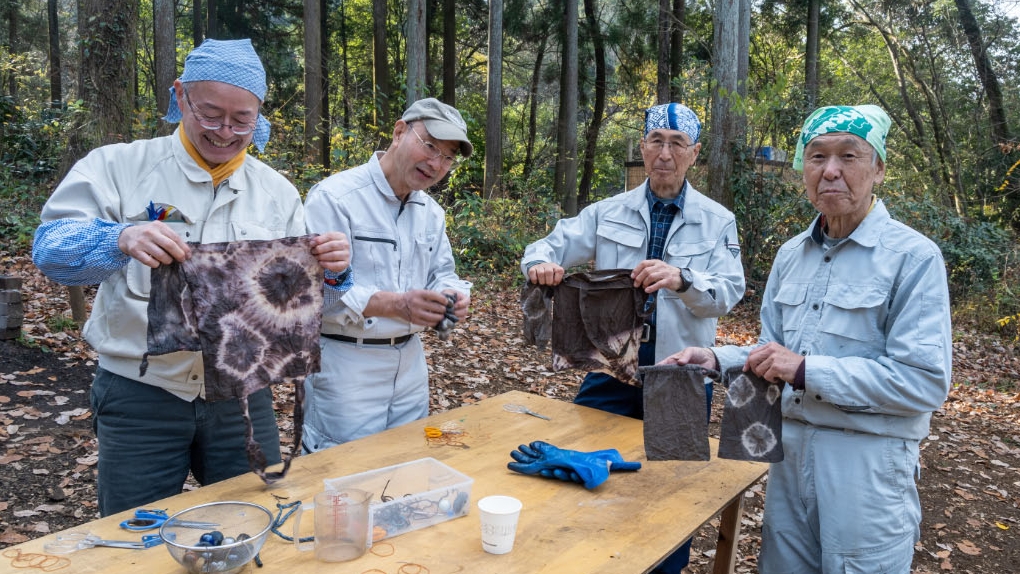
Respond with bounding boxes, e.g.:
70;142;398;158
302;98;473;451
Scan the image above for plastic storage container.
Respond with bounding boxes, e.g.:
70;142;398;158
324;457;473;540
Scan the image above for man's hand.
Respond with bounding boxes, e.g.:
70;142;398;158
745;342;803;384
310;231;351;273
527;262;565;286
658;346;719;370
118;221;191;268
399;289;454;327
442;289;471;321
632;259;682;293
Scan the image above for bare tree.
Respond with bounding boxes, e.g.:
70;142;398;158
578;0;607;206
656;0;670;103
669;0;686;101
154;0;175;134
193;0;204;46
304;0;324;162
483;0;504;198
442;0;456;105
954;0;1010;144
373;0;391;128
707;0;741;209
553;0;579;215
48;0;61;109
407;0;427;102
804;0;820;109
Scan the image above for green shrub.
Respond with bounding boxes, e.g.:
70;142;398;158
446;189;561;287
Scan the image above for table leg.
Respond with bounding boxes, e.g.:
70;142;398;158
711;492;745;574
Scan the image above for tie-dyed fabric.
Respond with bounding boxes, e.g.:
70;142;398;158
639;364;784;463
522;269;651;386
718;367;784;463
141;235;323;483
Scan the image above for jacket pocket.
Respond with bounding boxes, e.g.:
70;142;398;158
773;282;810;340
595;220;645;266
664;239;714;269
818;285;887;342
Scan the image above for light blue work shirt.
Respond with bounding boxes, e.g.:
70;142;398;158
714;199;952;440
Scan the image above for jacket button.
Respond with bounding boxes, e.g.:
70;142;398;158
794;398;801;404
191;374;199;380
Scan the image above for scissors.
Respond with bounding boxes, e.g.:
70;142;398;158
43;531;162;554
119;508;219;531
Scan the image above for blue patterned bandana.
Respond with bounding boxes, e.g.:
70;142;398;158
644;103;701;142
793;105;891;171
163;38;271;152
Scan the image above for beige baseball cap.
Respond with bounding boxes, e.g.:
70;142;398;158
401;98;473;158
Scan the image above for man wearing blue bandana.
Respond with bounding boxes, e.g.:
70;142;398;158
31;39;351;516
661;105;952;572
521;103;746;572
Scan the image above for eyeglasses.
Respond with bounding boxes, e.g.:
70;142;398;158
409;124;460;168
182;86;258;136
642;139;691;154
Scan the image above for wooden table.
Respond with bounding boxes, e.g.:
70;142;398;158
0;391;767;574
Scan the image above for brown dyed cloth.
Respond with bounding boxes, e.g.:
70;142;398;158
718;366;784;463
521;269;651;386
140;235;323;484
639;364;720;461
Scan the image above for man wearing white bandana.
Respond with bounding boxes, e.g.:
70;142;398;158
661;105;952;572
32;38;351;515
521;102;746;573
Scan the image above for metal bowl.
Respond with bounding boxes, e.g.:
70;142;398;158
159;501;273;574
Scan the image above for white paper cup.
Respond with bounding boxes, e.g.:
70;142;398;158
477;495;523;554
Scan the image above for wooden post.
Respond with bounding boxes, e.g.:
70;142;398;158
68;285;87;325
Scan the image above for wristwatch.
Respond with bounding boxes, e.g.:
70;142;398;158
678;268;693;293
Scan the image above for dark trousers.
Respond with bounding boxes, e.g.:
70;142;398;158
91;367;281;516
574;342;714;573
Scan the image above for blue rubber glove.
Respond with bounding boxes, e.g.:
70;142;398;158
507;441;641;489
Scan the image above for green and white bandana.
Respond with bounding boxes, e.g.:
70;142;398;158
792;105;891;171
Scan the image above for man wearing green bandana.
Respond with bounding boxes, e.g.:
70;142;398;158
661;105;952;572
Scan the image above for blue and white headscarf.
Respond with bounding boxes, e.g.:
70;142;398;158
163;38;271;152
644;103;701;143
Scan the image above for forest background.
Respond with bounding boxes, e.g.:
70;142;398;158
1;0;1019;570
1;0;1019;358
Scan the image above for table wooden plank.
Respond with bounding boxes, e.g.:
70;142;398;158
0;391;766;574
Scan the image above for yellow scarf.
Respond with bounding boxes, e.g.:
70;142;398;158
179;129;247;187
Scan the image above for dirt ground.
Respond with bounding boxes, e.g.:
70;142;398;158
2;251;1019;572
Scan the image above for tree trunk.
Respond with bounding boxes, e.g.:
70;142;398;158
207;0;218;39
953;0;1010;144
669;0;685;101
154;0;175;134
193;0;204;46
304;0;324;162
407;0;427;103
522;35;545;179
553;0;578;215
320;0;330;170
655;0;670;104
804;0;820;110
340;0;352;129
707;0;739;209
483;0;504;199
442;0;456;105
373;0;391;128
4;2;18;97
63;0;137;322
62;0;137;176
578;0;606;207
48;0;61;109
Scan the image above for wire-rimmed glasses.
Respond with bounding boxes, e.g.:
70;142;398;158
182;86;258;136
409;124;460;168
